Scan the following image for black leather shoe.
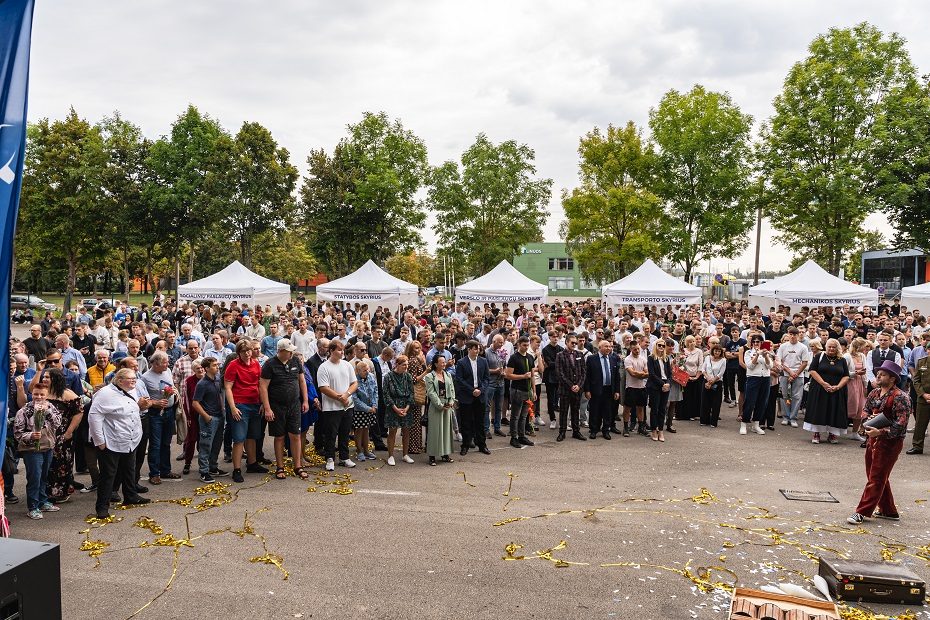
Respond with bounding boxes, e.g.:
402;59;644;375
493;429;507;437
557;432;566;442
460;447;468;456
510;438;521;448
571;432;587;441
518;437;534;446
123;497;151;506
589;433;597;440
479;447;491;455
906;447;923;455
610;426;622;434
602;432;612;440
135;485;149;494
666;426;677;433
373;442;388;452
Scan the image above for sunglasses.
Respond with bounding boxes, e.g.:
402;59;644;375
46;358;62;364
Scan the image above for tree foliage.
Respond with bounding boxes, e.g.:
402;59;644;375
384;252;435;287
18;108;108;311
758;22;922;274
560;122;665;284
428;133;552;278
299;112;428;278
649;85;754;281
225;121;299;268
146;105;232;281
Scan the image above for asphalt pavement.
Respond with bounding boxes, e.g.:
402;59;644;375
7;324;930;619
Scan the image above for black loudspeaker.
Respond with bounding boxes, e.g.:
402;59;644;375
0;538;61;620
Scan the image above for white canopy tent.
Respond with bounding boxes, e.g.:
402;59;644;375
178;261;291;308
748;260;878;310
316;260;419;309
455;260;548;305
900;282;930;318
601;259;702;308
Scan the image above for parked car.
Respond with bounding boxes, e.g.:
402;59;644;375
10;295;57;312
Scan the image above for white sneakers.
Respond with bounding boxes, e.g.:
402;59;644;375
386;455;413;465
340;459;356;468
549;420;557;430
790;420;798;428
325;458;335;471
752;422;766;435
781;418;789;426
739;422;747;435
455;433;463;442
402;454;414;464
387;456;396;466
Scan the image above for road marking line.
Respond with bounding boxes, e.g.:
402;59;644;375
355;489;421;496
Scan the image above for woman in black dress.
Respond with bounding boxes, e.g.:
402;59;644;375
802;338;849;444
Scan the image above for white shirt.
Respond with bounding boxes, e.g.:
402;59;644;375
702;357;726;381
290;330;316;360
776;341;811;374
744;348;773;377
864;347;903;383
89;383;143;452
470;357;479;388
317;359;357;411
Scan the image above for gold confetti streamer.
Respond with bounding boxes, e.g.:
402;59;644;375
456;471;476;487
250;553;289;580
133;516;164;536
503;472;516;497
140;534;194;549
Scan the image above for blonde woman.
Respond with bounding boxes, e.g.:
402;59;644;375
403;341;428;454
647;341;672;442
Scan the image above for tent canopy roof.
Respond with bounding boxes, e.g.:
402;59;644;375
180;261;289;292
455;260;548;301
601;259;702;298
317;260;417;295
748;260;878;306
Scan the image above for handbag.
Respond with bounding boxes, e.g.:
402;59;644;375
672;366;690;387
413;379;427;406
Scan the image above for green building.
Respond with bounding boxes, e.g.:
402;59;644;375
511;242;600;298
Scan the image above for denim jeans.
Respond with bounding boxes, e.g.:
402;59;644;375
779;375;805;421
198;414;225;476
742;376;769;423
484;383;505;432
148;406;175;478
22;450;52;510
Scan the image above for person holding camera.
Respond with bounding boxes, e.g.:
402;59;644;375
741;335;772;436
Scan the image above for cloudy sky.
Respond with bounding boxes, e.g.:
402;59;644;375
26;1;929;273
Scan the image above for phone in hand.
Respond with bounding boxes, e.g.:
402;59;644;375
761;341;772;351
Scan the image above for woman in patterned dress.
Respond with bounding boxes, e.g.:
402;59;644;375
404;341;428;454
43;368;83;503
383;355;415;466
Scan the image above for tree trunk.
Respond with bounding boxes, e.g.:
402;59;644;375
123;248;132;299
187;239;194;283
240;233;251;269
145;248;154;297
64;253;77;315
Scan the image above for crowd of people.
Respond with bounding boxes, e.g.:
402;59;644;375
4;293;925;525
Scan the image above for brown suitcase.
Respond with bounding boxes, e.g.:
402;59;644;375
818;557;925;605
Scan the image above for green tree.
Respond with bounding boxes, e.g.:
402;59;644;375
560;122;665;284
649;85;754;282
225;121;299;268
384;252;435;287
428;134;552;278
146;105;232;282
18;109;108;312
758;22;922;274
845;229;886;281
98;112;153;297
251;229;317;285
879;77;930;251
299;112;428;277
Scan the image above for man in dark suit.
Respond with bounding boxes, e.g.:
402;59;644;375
555;334;586;442
453;340;491;456
584;339;620;440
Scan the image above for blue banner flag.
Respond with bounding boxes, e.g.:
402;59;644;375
0;0;35;466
